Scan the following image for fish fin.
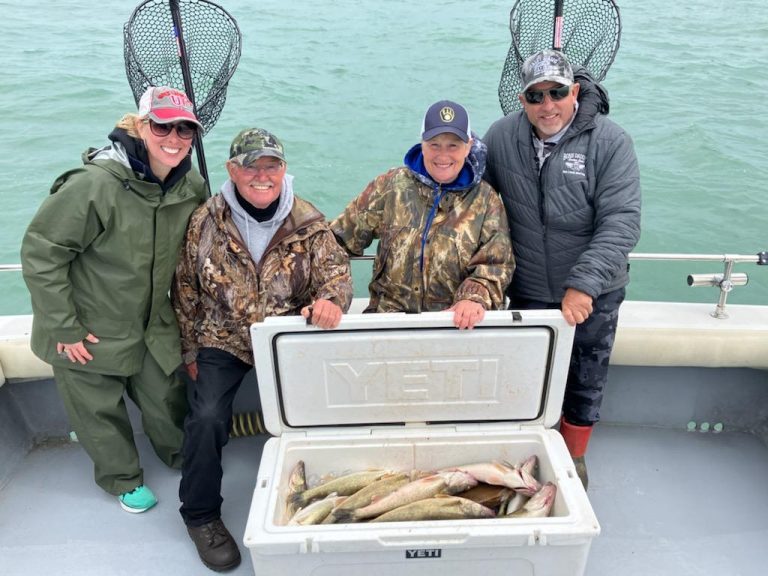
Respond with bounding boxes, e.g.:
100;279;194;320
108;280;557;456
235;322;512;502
331;508;355;524
320;512;338;524
288;491;310;508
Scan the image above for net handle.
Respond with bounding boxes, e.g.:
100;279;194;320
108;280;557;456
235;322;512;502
170;0;211;196
553;0;564;50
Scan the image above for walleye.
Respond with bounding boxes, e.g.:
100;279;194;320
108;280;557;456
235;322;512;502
288;493;346;525
289;469;390;509
458;483;514;508
507;482;557;518
501;490;529;515
285;460;307;518
322;472;410;524
370;495;496;522
443;459;540;496
335;470;477;523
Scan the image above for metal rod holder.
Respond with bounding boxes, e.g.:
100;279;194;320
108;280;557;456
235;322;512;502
631;251;764;319
687;266;749;319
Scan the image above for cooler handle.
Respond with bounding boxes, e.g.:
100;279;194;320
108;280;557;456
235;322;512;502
378;534;469;546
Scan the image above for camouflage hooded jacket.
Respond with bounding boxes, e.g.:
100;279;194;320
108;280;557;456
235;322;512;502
172;191;353;365
331;138;514;313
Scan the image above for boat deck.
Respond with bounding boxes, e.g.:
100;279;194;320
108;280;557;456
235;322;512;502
1;422;766;576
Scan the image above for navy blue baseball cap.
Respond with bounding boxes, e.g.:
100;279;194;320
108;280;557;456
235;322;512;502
421;100;471;142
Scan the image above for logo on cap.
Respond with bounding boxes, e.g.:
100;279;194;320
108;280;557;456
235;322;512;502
520;49;574;93
159;89;192;108
440;107;455;122
137;86;202;128
421;100;471;143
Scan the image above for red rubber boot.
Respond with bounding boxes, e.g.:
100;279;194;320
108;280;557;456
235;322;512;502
559;418;593;489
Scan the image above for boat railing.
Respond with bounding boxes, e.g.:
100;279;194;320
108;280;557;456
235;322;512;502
3;251;767;318
349;251;768;319
630;251;767;318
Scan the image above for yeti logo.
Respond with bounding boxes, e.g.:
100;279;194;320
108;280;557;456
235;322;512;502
405;549;442;559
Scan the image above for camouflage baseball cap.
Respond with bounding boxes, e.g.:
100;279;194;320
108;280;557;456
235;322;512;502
229;128;285;165
520;50;574;92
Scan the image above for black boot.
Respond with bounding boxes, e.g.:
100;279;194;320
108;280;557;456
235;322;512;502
187;518;241;572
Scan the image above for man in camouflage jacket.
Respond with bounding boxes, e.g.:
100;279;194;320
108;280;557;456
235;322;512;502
332;100;514;330
172;128;352;571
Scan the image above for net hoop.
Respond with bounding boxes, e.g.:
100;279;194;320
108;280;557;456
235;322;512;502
498;0;621;115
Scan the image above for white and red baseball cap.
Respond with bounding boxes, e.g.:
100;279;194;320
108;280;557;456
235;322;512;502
138;86;202;128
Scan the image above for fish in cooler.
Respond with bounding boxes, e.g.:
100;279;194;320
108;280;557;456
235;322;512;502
284;460;307;518
440;457;541;496
370;495;496;522
321;472;411;524
281;455;558;525
334;470;478;523
288;469;390;509
507;482;557;518
288;493;347;525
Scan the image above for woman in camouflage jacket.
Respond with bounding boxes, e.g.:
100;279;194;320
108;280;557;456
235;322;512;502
332;100;514;329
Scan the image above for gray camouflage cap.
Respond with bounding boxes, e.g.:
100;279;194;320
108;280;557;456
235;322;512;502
520;50;574;92
229;127;285;165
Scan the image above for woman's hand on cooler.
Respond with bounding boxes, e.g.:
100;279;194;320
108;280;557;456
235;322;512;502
449;300;486;330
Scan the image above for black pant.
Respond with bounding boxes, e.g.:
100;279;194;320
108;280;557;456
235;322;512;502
179;347;252;527
509;288;625;426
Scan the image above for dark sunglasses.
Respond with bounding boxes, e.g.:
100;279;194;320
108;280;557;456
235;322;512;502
523;85;572;105
147;119;197;140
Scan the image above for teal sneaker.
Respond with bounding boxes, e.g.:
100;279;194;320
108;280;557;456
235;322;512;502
118;485;157;513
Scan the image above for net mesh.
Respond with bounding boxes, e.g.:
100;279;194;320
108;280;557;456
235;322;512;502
124;0;241;135
498;0;621;115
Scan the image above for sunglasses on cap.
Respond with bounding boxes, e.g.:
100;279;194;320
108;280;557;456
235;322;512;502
146;119;197;140
523;84;572;105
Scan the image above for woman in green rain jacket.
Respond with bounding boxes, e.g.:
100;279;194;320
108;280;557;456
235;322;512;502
20;87;207;513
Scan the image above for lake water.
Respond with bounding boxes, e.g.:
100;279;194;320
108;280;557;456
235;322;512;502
1;0;766;314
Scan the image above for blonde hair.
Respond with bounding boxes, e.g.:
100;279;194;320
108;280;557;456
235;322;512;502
116;113;142;138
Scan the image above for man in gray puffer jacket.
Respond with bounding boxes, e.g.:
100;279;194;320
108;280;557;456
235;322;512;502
484;50;641;489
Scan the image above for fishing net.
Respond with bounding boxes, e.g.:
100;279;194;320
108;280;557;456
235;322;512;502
124;0;241;135
498;0;621;115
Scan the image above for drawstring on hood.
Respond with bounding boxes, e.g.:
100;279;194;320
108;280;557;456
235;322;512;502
221;174;295;264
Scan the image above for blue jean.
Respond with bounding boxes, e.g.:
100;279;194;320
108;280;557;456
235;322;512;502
179;347;251;527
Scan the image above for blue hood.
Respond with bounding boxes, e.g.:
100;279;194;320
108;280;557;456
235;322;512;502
404;134;487;191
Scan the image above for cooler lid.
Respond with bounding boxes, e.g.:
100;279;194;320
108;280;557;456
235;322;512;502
250;310;574;437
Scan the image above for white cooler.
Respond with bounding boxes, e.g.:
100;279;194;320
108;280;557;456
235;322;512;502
243;310;600;576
